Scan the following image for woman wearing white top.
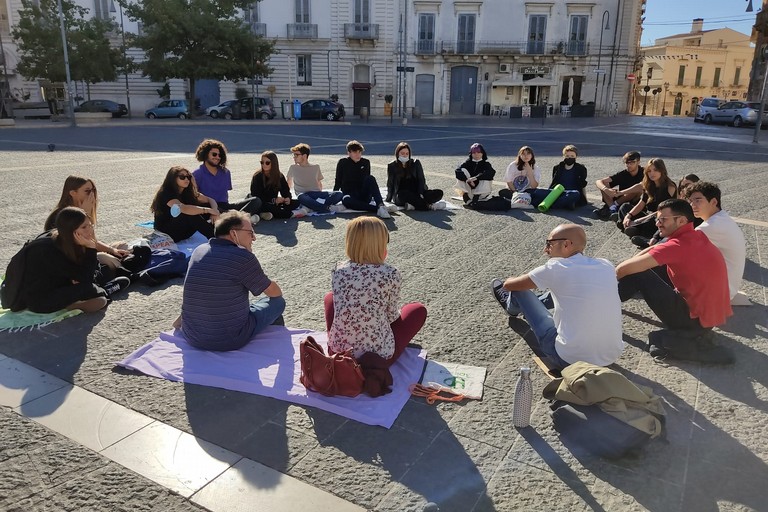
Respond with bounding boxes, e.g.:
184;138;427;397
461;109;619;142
499;146;541;200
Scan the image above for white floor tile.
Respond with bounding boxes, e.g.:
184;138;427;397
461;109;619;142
0;357;68;408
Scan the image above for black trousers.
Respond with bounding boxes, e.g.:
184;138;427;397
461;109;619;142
261;199;300;219
217;197;262;215
396;189;443;210
158;214;214;242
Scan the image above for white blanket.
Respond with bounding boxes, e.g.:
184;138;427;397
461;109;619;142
117;326;427;428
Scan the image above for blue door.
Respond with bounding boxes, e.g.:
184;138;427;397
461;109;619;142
195;79;220;110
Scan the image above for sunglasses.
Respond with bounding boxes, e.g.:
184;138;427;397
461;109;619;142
261;160;272;165
209;152;221;157
177;174;191;181
545;238;568;248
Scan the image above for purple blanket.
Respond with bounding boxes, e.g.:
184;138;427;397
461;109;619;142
117;326;427;428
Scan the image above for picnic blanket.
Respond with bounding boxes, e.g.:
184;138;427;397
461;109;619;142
0;276;83;332
117;326;427;428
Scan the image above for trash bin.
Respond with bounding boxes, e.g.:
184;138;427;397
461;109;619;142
359;107;368;119
482;103;491;116
293;99;302;120
509;106;523;119
530;106;546;118
281;100;291;119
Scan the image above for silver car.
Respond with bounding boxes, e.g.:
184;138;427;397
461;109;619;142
694;97;725;124
710;101;768;128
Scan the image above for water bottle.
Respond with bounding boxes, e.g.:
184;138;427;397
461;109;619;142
513;367;533;428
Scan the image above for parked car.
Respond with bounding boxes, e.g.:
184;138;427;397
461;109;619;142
694;97;725;124
300;99;345;121
709;101;768;128
145;99;190;119
205;100;238;118
219;97;276;120
74;99;128;117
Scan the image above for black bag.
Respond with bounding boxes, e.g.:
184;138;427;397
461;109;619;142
120;245;152;274
467;196;511;211
1;231;53;312
550;400;654;459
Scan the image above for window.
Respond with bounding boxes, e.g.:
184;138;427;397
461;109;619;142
677;65;685;86
568;16;588;55
527;15;546;54
695;66;702;87
295;0;310;23
417;13;436;54
354;0;369;24
734;67;741;86
457;14;475;54
713;67;721;87
93;0;110;20
297;55;312;85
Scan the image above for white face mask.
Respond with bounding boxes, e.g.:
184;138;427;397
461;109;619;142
398;156;409;163
472;157;482;163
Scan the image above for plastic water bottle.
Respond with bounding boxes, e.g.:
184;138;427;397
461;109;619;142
513;367;533;428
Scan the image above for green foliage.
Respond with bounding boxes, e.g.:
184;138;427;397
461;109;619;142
11;0;123;85
156;83;171;99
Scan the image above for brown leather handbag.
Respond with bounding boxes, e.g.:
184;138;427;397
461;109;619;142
299;336;365;397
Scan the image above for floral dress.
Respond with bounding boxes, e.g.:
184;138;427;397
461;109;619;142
328;261;402;359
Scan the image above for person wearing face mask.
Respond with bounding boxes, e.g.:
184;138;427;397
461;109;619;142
385;142;444;211
176;211;285;351
454;142;497;208
530;144;588;210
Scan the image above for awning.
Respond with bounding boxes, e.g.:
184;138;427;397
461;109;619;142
491;79;523;87
523;77;557;86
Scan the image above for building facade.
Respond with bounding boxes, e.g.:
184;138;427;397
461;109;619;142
636;19;753;117
0;0;645;117
747;0;768;102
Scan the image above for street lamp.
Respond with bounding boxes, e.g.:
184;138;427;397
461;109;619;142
593;10;610;112
662;82;669;116
110;1;132;118
641;67;652;116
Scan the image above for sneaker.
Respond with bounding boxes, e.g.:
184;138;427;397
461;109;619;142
462;193;471;205
260;212;274;221
609;212;620;222
631;236;650;249
386;204;399;213
429;201;447;210
491;278;521;317
609;205;620;222
376;205;392;219
329;204;346;213
404;203;416;211
292;207;308;218
250;214;260;226
103;276;130;297
593;204;610;219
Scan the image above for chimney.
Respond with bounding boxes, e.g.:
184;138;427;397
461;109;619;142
692;18;704;32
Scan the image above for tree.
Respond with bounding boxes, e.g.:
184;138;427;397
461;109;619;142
12;0;123;91
121;0;274;116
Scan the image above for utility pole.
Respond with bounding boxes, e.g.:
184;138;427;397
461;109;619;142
56;0;76;127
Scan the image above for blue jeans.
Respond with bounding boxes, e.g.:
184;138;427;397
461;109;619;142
249;296;286;335
508;290;570;369
297;190;343;212
530;188;580;210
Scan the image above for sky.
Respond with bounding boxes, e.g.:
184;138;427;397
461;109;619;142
641;0;760;46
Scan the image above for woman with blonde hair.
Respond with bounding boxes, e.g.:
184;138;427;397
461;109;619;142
618;158;677;238
324;217;426;366
249;151;302;220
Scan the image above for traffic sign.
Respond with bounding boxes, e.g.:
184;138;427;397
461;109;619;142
627;73;636;81
593;69;606;74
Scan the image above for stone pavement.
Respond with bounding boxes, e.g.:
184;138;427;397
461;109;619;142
0;115;767;511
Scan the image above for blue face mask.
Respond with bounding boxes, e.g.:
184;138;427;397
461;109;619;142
398;156;409;163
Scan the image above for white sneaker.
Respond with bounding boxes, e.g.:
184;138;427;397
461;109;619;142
292;206;309;218
376;205;392;219
250;214;260;225
386;204;399;213
429;201;447;210
260;212;274;221
405;203;416;211
329;204;346;213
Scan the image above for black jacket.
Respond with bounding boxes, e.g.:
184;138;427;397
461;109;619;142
455;158;495;182
550;162;588;206
250;172;292;203
385;159;428;203
334;157;371;195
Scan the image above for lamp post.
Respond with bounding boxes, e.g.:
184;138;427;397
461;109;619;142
56;0;76;127
593;10;610;112
661;82;669;116
110;1;131;118
641;67;652;116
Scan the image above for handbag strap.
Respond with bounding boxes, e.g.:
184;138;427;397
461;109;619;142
409;383;466;404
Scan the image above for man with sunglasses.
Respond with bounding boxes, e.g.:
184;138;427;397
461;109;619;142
491;224;623;370
616;199;732;356
177;211;285;351
593;150;644;219
192;139;262;222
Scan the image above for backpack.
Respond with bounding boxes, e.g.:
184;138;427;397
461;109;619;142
135;248;189;285
1;232;54;312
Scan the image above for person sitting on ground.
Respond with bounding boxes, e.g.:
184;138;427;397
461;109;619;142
191;139;261;223
593;151;644;219
617;158;677;241
176;211;285;351
249;151;303;220
385;141;444;211
325;217;426;366
21;207;129;314
491;224;623;370
686;181;748;306
333;140;391;219
454;142;496;207
499;145;540;208
616;199;731;348
150;166;218;242
634;173;701;249
287;143;343;214
530;144;587;210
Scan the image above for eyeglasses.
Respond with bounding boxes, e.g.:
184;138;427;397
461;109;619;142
545;238;568;248
233;228;256;237
261;160;272;165
177;175;191;181
209;152;220;157
655;215;683;224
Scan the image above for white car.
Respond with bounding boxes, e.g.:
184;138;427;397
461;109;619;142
205;100;237;118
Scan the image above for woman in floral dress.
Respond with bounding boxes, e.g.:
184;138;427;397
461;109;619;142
324;217;426;366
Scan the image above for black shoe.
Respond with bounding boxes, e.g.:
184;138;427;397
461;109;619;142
103;276;130;297
631;236;650;249
462;193;471;205
271;315;285;326
491;278;521;317
609;212;620;222
594;205;610;219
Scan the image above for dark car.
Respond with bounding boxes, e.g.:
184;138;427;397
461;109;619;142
74;99;128;117
219;97;276;120
300;99;345;121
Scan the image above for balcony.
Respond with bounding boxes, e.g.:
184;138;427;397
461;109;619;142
287;23;317;39
344;23;379;40
438;40;588;57
416;40;437;55
249;22;267;37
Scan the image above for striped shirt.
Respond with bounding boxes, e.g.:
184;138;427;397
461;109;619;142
181;238;271;349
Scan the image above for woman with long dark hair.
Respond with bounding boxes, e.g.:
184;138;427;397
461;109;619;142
249;151;302;220
151;166;218;241
21;207;128;313
385;142;444;211
618;158;677;238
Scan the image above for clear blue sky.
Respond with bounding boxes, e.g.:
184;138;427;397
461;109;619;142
641;0;760;46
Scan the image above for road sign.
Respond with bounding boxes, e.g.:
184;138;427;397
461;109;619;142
397;66;415;72
593;69;606;74
627;73;636;81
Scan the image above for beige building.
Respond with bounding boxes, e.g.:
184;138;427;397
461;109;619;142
635;19;753;116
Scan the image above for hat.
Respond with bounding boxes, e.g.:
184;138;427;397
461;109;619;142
470;143;484;153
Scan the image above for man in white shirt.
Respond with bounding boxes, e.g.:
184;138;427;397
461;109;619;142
685;181;749;306
491;224;624;369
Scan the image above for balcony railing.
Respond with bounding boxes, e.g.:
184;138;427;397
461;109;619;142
438;40;589;56
249;22;267;37
344;23;379;40
287;23;318;39
416;39;437;55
